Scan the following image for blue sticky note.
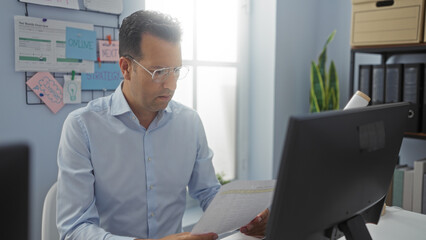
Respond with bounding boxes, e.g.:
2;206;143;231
82;63;122;90
66;27;97;61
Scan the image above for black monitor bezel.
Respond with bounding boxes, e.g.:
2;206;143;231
266;102;409;240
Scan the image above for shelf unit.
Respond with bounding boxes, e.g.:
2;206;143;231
349;43;426;140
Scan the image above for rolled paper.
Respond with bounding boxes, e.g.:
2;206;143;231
344;90;371;110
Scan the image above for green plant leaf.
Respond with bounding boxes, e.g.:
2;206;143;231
328;88;336;110
310;95;319;113
328;60;339;110
324;69;330;110
318;30;336;107
216;172;231;185
324;30;336;48
310;61;325;112
310;30;338;112
318;50;327;90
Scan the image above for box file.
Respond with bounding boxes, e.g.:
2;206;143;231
351;0;425;46
359;65;373;98
385;64;403;103
403;64;423;132
372;65;385;104
423;67;426;133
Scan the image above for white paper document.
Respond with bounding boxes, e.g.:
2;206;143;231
20;0;79;10
15;16;94;73
83;0;123;14
191;180;276;235
221;232;261;240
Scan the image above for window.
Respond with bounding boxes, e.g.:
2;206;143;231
146;0;245;181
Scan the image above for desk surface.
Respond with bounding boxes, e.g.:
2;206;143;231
352;206;426;240
222;207;426;240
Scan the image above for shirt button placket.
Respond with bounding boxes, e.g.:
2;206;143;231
144;131;156;237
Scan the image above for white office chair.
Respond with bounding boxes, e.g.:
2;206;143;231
42;182;60;240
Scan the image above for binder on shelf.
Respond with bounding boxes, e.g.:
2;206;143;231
413;159;426;213
359;65;372;98
423;67;426;133
423;173;426;214
385;64;403;103
393;166;409;208
385;177;394;206
372;65;385;105
403;64;423;133
402;168;414;211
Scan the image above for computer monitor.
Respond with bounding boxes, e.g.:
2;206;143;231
0;143;29;240
266;102;409;240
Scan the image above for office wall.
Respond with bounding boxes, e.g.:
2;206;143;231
248;0;353;179
272;0;352;176
248;0;276;180
0;1;143;239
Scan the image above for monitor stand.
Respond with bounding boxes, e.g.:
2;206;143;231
323;215;372;240
314;214;372;240
326;196;386;240
338;215;372;240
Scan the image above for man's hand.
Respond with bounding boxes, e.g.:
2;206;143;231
136;232;218;240
240;208;269;238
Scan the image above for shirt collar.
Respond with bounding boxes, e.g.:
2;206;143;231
110;81;173;117
110;81;133;116
153;101;173;126
163;102;172;114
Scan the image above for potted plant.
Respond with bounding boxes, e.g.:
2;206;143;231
310;30;339;113
216;172;231;185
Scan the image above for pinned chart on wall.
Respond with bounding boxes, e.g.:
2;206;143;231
66;27;97;61
19;0;79;10
98;40;119;62
83;0;123;14
15;3;121;106
14;16;94;73
26;72;64;113
82;63;122;90
63;75;82;104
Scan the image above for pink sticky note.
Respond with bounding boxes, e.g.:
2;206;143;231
26;72;65;114
98;40;119;62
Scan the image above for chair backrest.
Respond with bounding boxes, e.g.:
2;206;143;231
42;182;59;240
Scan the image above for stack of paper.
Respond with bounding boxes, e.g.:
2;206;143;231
191;180;275;236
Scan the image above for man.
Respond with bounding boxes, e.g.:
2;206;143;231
57;10;267;240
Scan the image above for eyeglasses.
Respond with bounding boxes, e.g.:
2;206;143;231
126;55;189;83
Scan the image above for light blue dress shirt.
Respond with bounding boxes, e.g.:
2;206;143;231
56;82;220;240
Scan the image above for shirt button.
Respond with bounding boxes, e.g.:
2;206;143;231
150;213;155;217
149;185;153;190
132;116;136;120
148;157;152;161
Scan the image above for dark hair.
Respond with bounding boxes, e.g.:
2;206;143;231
119;10;182;60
